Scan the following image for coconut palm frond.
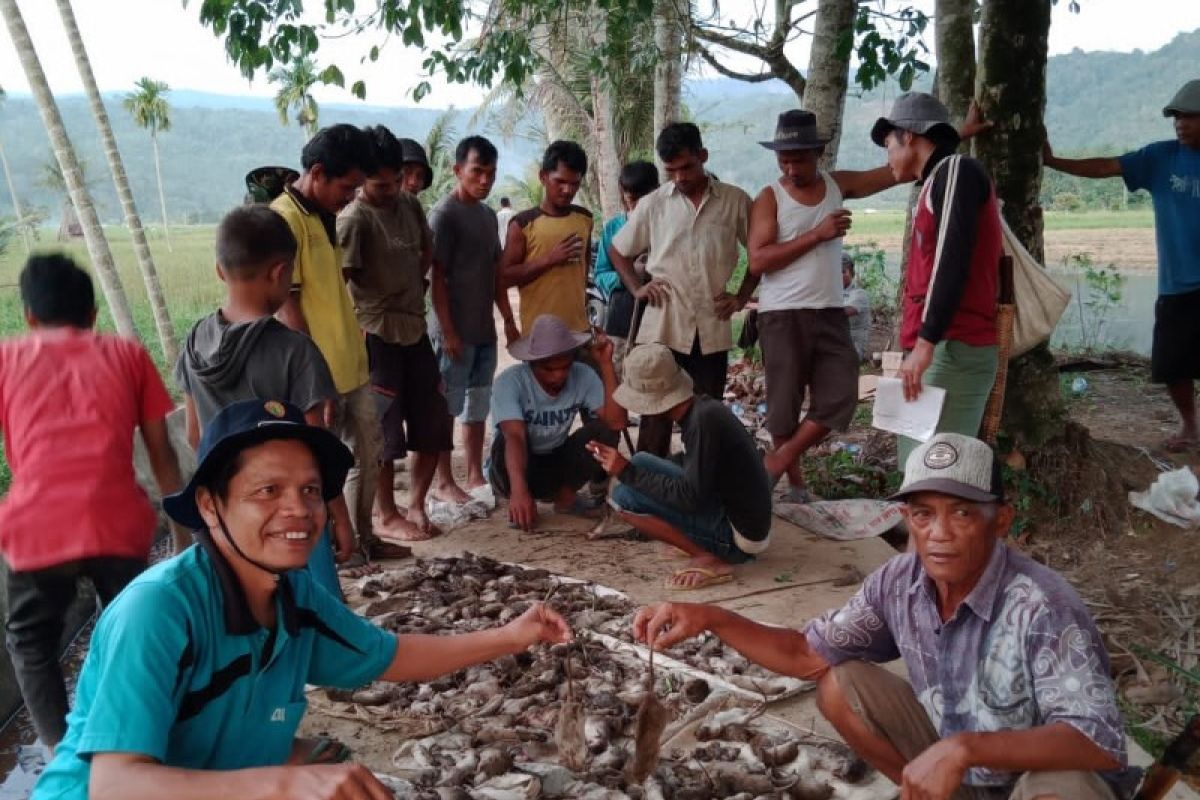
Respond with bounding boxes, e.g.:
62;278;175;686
270;58;321;135
122;77;171;135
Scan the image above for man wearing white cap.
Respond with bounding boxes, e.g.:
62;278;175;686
1046;79;1200;452
588;344;772;590
634;433;1136;799
488;315;625;531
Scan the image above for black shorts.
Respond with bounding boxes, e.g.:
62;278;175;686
366;334;454;460
605;288;637;338
1152;289;1200;384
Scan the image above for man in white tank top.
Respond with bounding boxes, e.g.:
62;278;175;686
749;109;989;501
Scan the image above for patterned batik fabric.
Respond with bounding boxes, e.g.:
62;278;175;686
804;541;1128;790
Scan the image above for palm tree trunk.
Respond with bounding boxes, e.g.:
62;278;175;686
151;131;172;252
652;0;683;150
587;7;623;220
0;134;31;252
803;0;855;170
55;0;177;364
1;0;137;338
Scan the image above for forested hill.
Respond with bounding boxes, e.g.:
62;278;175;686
1;28;1195;222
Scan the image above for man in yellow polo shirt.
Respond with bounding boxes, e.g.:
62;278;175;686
501;140;594;335
273;124;409;563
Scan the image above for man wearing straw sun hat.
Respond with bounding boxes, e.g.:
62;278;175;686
588;344;772;590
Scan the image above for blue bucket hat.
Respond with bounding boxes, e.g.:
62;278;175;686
163;400;353;531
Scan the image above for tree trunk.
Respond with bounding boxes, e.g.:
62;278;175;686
587;8;623;220
975;0;1063;446
803;0;855;169
589;77;623;219
935;0;977;155
652;0;683;150
0;135;31;252
151;131;172;252
55;0;177;363
1;0;137;339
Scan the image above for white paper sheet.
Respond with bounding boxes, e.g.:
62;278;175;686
871;376;945;441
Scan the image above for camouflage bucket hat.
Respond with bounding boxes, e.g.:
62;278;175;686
244;166;300;204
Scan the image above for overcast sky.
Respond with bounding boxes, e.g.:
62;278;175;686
2;0;1198;109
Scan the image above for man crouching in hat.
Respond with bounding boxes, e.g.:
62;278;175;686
588;345;772;590
633;433;1136;799
488;314;625;531
33;400;571;800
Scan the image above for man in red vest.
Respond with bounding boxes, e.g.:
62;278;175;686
872;93;1004;471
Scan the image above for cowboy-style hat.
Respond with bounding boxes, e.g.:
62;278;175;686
507;314;591;362
758;110;829;151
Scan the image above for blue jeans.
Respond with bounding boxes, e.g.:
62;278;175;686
433;338;498;424
611;454;751;564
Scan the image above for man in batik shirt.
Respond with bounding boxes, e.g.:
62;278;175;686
634;433;1137;800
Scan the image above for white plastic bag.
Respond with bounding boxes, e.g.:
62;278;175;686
1129;467;1200;529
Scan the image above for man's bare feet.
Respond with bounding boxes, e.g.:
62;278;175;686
1165;428;1200;453
666;553;734;590
431;481;473;505
464;477;489;493
761;449;790;489
376;510;441;542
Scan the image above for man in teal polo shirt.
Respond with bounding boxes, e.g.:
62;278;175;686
34;400;571;800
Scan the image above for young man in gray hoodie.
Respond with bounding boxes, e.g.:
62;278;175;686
174;205;364;588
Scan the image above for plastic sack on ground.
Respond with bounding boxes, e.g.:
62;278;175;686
1129;467;1200;529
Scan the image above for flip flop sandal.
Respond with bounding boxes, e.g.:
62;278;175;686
304;736;352;764
366;539;413;561
556;492;607;515
374;518;440;542
665;567;734;591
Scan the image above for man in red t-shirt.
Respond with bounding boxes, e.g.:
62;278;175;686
0;254;183;749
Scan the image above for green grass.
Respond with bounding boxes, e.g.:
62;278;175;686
0;225;223;498
842;208;1155;240
0;225;223;374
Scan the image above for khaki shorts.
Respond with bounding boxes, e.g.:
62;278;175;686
831;661;1118;800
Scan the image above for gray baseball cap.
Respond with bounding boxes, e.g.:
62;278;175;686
891;433;1005;503
1163;79;1200;117
871;92;960;148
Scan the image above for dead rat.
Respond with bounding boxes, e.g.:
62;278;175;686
554;646;588;772
627;644;670;783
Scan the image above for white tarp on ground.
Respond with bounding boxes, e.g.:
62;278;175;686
774;499;904;541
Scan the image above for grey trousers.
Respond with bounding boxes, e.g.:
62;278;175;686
5;557;145;746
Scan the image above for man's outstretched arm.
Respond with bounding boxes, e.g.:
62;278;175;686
633;602;831;681
1042;141;1123;178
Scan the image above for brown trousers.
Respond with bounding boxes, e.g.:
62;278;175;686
831;661;1118;800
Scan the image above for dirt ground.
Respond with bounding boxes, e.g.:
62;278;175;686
847;226;1159;270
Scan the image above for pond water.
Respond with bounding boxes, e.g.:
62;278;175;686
1048;269;1157;356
